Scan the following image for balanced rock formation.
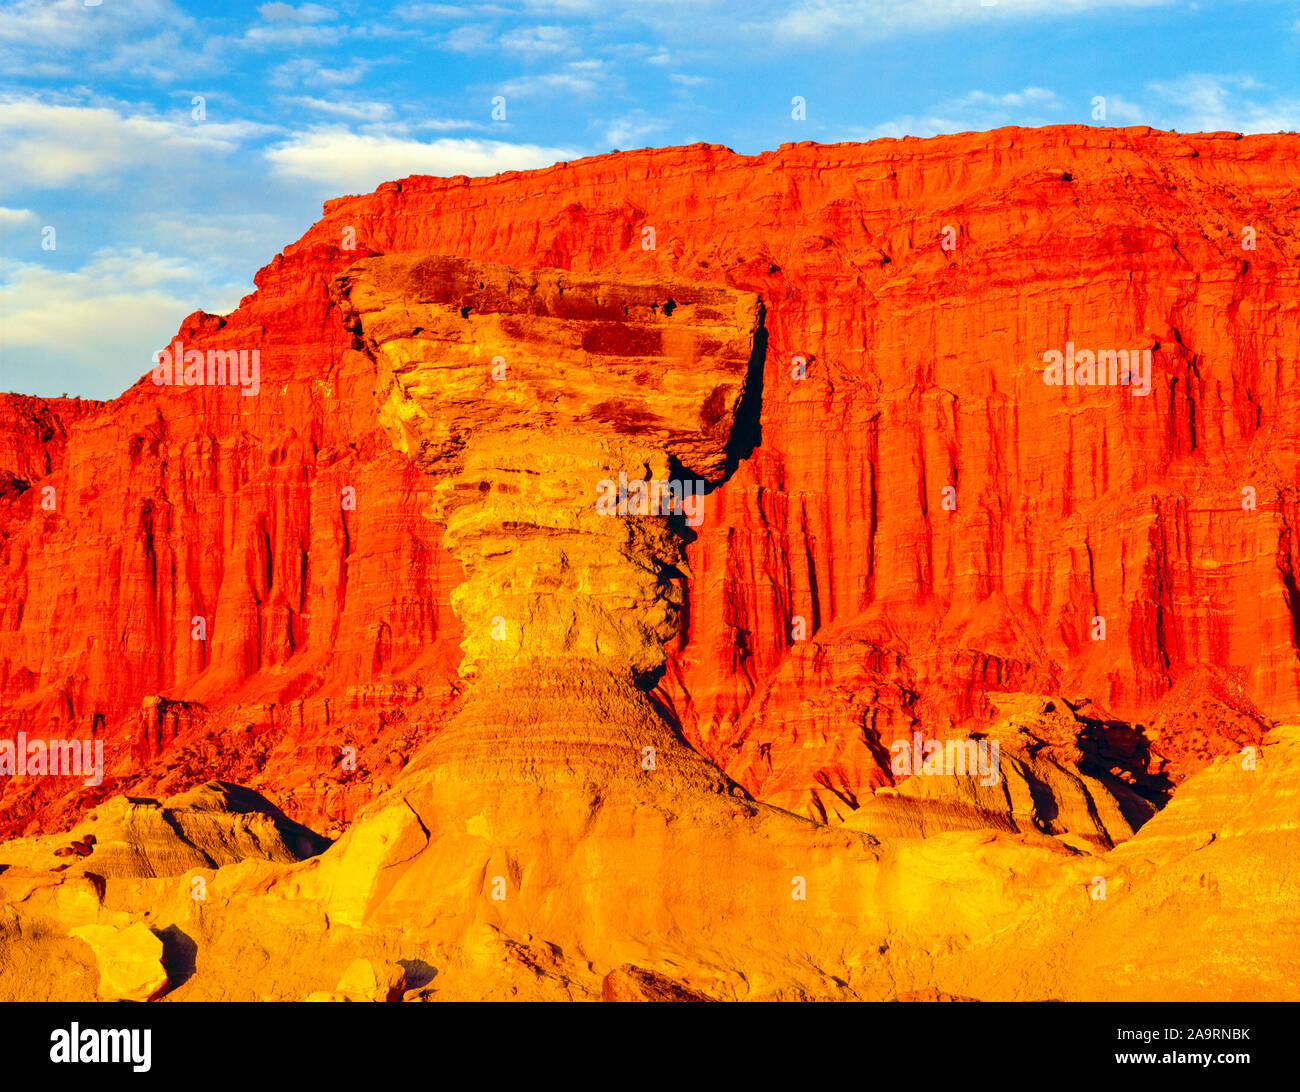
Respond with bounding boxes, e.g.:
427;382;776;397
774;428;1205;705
331;253;760;794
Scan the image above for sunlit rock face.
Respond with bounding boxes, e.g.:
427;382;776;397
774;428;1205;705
330;254;762;798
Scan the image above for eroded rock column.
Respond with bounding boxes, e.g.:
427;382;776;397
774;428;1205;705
332;254;763;795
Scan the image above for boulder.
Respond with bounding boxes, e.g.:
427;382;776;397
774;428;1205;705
71;923;168;1002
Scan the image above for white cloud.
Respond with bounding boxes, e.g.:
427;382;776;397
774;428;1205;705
770;0;1175;42
0;248;244;399
866;114;963;139
499;60;611;97
1107;95;1146;125
413;118;481;131
397;2;503;18
243;22;344;47
440;23;576;55
282;100;480;131
0;207;38;229
862;74;1299;141
863;84;1063;138
516;0;647;12
0;97;269;192
0;0;225;81
440;25;494;51
243;2;343;48
0;0;195;47
1146;74;1300;132
265;128;579;192
270;58;374;87
144;213;295;270
289;96;395;122
498;0;1187;46
1071;76;1300;133
957;87;1058;109
258;2;335;21
500;25;575;54
603;111;668;148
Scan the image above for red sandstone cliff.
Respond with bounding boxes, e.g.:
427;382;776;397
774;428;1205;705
2;125;1296;833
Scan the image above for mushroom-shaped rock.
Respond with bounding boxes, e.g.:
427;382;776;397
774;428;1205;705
331;254;764;796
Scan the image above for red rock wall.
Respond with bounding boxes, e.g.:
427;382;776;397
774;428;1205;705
0;395;101;491
2;126;1298;832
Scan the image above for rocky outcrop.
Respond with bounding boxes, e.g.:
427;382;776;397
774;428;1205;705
0;779;330;1001
0;780;329;876
0;395;101;490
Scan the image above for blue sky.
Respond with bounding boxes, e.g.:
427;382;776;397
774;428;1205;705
1;0;1297;400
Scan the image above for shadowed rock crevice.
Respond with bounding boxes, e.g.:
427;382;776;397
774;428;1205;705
722;305;767;477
